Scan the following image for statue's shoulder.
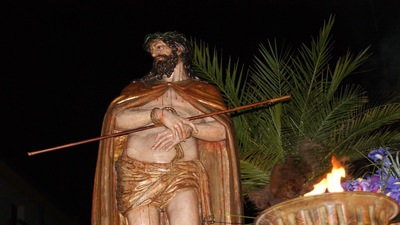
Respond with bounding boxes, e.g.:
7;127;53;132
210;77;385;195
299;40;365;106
185;79;221;95
109;80;154;106
181;79;225;107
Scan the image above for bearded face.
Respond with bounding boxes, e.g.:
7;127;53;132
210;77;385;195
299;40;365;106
152;53;179;79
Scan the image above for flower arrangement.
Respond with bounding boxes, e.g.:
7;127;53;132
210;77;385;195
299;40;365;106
342;147;400;204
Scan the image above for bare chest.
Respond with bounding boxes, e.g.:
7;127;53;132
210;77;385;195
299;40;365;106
143;88;200;117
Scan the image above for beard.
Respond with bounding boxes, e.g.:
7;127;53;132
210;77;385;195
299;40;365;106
152;54;179;80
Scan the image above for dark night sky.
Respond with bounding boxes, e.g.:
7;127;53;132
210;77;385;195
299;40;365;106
2;0;400;224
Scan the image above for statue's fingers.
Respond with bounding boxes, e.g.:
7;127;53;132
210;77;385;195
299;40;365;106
154;131;168;143
173;125;184;140
164;141;178;152
153;133;172;150
154;139;173;151
177;123;187;139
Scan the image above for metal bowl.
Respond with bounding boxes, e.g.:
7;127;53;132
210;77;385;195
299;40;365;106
255;192;399;225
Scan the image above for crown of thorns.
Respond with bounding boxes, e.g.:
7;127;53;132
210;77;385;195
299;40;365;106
143;31;189;52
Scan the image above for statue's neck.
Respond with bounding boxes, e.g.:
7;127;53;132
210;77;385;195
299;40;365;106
162;61;188;82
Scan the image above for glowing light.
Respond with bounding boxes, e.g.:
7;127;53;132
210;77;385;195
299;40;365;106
304;156;345;196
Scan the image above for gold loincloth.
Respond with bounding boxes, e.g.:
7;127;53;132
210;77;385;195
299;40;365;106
115;155;213;223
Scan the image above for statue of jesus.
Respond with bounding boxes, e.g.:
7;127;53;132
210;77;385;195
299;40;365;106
91;31;243;225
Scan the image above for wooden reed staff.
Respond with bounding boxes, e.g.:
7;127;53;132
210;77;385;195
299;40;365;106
27;95;291;156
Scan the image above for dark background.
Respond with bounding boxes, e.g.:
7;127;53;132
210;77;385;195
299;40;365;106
2;0;400;224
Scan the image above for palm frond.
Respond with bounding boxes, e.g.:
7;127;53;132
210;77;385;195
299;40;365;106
327;48;371;97
240;160;271;192
314;85;368;140
250;39;292;98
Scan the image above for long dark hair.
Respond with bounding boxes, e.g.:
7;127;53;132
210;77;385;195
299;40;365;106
141;31;197;80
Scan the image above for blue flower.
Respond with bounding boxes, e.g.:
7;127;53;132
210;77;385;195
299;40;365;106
342;178;364;191
368;174;382;193
384;177;400;202
341;175;381;193
343;147;400;204
368;147;391;166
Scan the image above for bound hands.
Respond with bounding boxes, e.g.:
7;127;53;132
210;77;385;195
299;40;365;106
151;108;198;151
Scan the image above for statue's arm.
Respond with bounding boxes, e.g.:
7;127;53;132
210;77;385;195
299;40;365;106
152;117;225;151
115;107;198;137
191;119;226;141
115;108;153;130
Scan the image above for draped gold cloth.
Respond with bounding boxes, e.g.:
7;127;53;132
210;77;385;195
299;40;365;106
115;155;212;222
91;79;243;225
